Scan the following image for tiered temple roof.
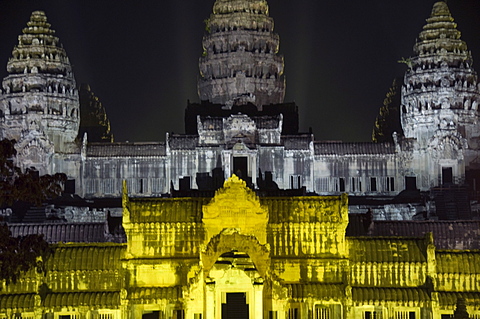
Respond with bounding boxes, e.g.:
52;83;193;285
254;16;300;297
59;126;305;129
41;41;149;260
401;1;480;139
314;142;396;156
87;142;167;157
0;11;80;151
198;0;285;108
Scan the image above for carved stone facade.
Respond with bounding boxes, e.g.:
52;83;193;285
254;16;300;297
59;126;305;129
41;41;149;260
399;2;480;189
1;2;480;214
1;2;480;318
0;11;80;175
78;1;480;221
1;177;480;318
198;0;285;108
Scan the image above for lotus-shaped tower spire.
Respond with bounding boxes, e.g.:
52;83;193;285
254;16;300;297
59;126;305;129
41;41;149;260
198;0;285;109
401;1;480;141
0;11;80;172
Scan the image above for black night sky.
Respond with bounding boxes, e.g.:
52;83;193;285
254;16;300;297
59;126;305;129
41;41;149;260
0;1;479;142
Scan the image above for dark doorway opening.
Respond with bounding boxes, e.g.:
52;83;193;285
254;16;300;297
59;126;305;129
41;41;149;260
405;176;417;190
142;311;160;319
339;178;345;192
222;292;249;319
233;157;248;180
442;167;453;185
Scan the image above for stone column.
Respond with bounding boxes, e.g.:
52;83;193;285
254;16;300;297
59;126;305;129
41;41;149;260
252;283;264;319
205;282;215;319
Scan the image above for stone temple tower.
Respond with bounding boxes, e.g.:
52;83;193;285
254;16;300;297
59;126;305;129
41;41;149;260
0;11;80;173
400;1;480;188
198;0;285;109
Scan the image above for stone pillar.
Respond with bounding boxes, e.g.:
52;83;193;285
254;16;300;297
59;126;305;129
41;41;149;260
120;288;129;319
430;292;439;319
251;156;257;187
131;305;143;319
221;150;231;179
252;283;264;319
205;282;215;319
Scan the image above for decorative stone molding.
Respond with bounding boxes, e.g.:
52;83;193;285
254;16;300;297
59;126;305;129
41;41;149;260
202;175;268;244
0;11;80;158
15;129;54;174
427;131;467;161
201;230;270;277
198;0;285;108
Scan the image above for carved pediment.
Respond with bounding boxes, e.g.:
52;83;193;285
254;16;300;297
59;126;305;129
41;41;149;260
428;131;467;160
15;129;54;174
202;175;268;244
223;114;256;144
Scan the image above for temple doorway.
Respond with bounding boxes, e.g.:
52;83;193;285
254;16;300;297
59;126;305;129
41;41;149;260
204;249;263;319
442;167;453;184
233;156;248;180
222;292;249;318
142;311;160;319
405;176;417;190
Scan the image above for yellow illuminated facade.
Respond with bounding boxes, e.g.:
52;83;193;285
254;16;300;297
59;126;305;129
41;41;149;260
1;176;479;318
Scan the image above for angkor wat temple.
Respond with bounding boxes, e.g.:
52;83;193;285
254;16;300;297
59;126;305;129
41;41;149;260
0;1;479;318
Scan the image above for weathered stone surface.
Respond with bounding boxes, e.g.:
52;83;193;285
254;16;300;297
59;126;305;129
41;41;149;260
399;1;480;190
203;175;268;244
198;0;285;108
0;11;80;155
2;177;480;317
0;11;80;179
4;2;479;212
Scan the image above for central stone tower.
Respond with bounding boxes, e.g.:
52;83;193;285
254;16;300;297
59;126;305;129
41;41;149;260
198;0;285;109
